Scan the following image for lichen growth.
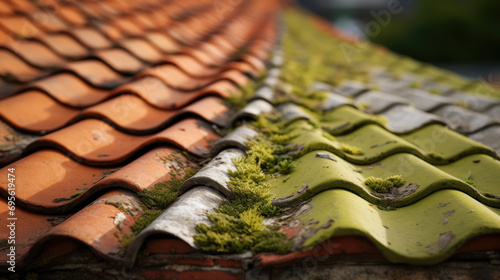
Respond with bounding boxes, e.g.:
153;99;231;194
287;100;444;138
341;144;364;155
70;188;87;199
365;175;406;193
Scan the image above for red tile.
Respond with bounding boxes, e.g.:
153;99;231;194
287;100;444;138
38;34;89;59
114;77;238;109
94;49;145;74
143;238;196;255
120;38;163;63
84;95;231;132
0;90;79;132
6;0;37;13
0;147;195;212
0;1;13;14
31;12;69;32
70;27;113;49
64;60;125;88
111;17;144;37
0;50;43;83
0;16;42;39
27;73;109;107
26;118;218;165
9;41;66;68
145;32;181;53
57;5;87;26
96;22;125;41
0;189;143;265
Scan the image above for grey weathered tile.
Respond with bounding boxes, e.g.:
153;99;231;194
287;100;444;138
432;105;499;134
334;80;369;97
356;91;408;114
249;85;274;103
382;105;448;134
231;99;274;124
210;126;258;156
446;91;500;112
396;88;452;111
319;92;353;111
178;148;245;198
277;103;312;122
468;126;500;155
125;187;226;267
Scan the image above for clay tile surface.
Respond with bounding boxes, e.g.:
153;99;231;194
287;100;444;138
1;0;500;279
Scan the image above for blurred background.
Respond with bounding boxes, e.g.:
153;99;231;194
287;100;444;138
298;0;500;82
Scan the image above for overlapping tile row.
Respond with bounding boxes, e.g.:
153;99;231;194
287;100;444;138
0;0;281;271
178;54;500;264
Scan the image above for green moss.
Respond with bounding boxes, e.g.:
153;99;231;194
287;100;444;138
131;210;163;234
365;175;406;193
428;152;444;161
105;201;131;213
70;188;88;199
428;89;442;95
341;144;364;155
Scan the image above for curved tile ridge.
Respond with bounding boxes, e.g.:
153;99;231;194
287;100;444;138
431;105;500;135
0;146;196;213
112;77;239;110
270;150;500;208
380;105;448;134
25;118;218;166
0;93;231;134
281;188;500;265
355;91;408;114
210;126;259;156
0;189;144;268
291;121;497;165
445;91;500;112
0;120;39;167
469;126;500;155
231;99;274;125
179;148;246;198
125;186;227;267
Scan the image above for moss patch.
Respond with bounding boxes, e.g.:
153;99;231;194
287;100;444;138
341;144;364;155
365;175;406;193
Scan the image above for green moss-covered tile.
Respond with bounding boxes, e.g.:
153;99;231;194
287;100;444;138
320;106;379;135
400;124;498;162
292;189;500;264
270;151;500;208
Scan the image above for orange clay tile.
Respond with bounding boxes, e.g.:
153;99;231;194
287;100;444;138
64;60;125;88
0;1;13;14
113;77;238;109
95;22;124;41
0;50;43;83
111;17;144;37
6;0;37;13
0;147;194;212
0;28;10;46
83;95;231;132
8;41;65;68
26;118;218;165
37;34;89;59
0;92;230;133
145;32;181;53
0;189;143;265
119;38;163;63
134;13;160;30
30;12;69;32
0;16;42;38
70;27;113;49
94;49;145;74
56;5;87;26
143;65;250;91
26;73;109;107
0;90;79;132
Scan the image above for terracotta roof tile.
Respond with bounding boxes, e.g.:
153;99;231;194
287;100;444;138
1;0;498;277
